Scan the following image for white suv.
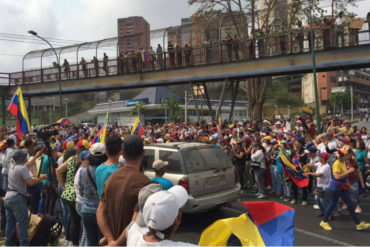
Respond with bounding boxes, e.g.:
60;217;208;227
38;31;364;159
142;142;241;213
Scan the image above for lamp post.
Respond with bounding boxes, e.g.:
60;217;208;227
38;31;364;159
308;0;321;133
28;30;63;118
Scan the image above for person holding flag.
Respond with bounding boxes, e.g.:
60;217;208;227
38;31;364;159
92;113;109;145
131;117;144;137
7;87;31;141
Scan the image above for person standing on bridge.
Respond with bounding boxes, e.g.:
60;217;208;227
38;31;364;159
322;18;331;50
103;53;109;76
335;12;346;48
131;51;137;73
295;20;304;53
278;25;287;55
117;53;124;75
156;44;163;70
224;34;233;62
148;46;156;70
168;41;175;68
63;59;71;79
92;56;99;77
183;43;192;66
80;57;88;78
175;44;182;67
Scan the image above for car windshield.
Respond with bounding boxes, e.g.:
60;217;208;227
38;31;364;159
181;146;232;173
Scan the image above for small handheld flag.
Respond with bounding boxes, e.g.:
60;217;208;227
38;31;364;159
131;116;144;137
54;118;71;129
91;113;109;144
8;87;31;139
218;115;222;125
278;152;309;187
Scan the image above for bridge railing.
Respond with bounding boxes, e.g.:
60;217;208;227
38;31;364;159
8;25;370;86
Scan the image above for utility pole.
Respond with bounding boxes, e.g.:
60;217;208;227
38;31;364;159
350;86;353;120
185;90;188;124
309;0;321;133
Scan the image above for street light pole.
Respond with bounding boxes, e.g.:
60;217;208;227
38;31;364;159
28;30;63;118
308;0;321;133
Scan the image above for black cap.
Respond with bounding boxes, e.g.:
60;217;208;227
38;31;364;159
123;135;144;160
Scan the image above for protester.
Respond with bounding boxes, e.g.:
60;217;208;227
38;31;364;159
335;12;346;48
97;135;153;245
4;149;47;246
95;138;121;198
79;145;106;246
127;185;194;246
150;160;174;190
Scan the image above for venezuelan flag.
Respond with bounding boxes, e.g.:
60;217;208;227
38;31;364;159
91;113;109;144
54;118;71;128
131;116;144;137
199;201;295;246
228;123;235;130
278;152;309;187
7;87;30;139
301;107;313;119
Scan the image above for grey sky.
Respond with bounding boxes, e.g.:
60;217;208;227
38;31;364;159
0;0;368;73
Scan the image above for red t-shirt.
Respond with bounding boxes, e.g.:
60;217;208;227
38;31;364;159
346;159;359;184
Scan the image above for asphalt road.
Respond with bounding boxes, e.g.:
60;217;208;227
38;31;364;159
174;191;370;246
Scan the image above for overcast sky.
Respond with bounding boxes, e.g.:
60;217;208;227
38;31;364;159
0;0;368;73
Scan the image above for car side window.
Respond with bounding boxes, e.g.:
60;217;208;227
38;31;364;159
159;151;183;174
142;149;155;171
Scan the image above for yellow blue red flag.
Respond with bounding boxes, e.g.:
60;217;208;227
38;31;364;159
7;87;30;139
199;201;295;246
278;152;309;187
131;116;144;137
54;118;71;128
92;113;109;144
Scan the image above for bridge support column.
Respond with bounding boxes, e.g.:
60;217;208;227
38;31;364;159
28;97;32;126
190;82;200;121
229;80;240;122
216;79;228;121
2;96;5;126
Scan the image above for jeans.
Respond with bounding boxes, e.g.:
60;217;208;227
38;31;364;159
2;174;8;192
28;183;41;214
274;171;283;194
314;188;328;213
82;212;102;246
270;165;278;193
59;188;71;242
76;202;87;247
350;183;359;205
254;167;265;195
292;183;307;201
336;29;345;47
67;200;81;246
323;187;360;225
4;194;29;246
236;165;246;189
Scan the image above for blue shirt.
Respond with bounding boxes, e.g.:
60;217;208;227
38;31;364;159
150;177;174;190
95;163;120;198
79;166;99;214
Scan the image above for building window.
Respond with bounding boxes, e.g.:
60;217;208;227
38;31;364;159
330;76;336;83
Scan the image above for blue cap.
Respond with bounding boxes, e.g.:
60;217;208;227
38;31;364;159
337;133;345;137
79;150;90;160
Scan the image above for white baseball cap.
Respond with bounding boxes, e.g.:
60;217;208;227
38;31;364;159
152;160;169;171
143;185;188;238
90;143;106;156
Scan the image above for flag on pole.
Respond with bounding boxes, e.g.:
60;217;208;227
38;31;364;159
278;152;309;187
91;113;109;144
301;107;313;119
131;116;144;137
7;87;31;139
54;118;71;128
199;201;295;246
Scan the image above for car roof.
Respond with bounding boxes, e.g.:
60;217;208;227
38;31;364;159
145;142;214;150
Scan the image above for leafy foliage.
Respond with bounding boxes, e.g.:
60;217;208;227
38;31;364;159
162;95;181;121
130;101;146;116
329;91;359;111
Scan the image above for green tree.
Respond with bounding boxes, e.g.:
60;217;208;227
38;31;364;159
130;101;146;116
162;95;181;121
329;91;359;111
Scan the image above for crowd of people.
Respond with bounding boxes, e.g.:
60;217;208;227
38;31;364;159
55;12;366;80
0;114;370;245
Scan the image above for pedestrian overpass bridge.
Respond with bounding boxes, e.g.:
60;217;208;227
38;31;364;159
2;44;369;97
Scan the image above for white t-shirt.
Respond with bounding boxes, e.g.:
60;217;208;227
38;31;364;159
335;17;346;27
252;149;265;169
127;222;196;247
315;163;331;189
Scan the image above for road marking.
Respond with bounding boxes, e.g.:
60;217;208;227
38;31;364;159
295;227;353;246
